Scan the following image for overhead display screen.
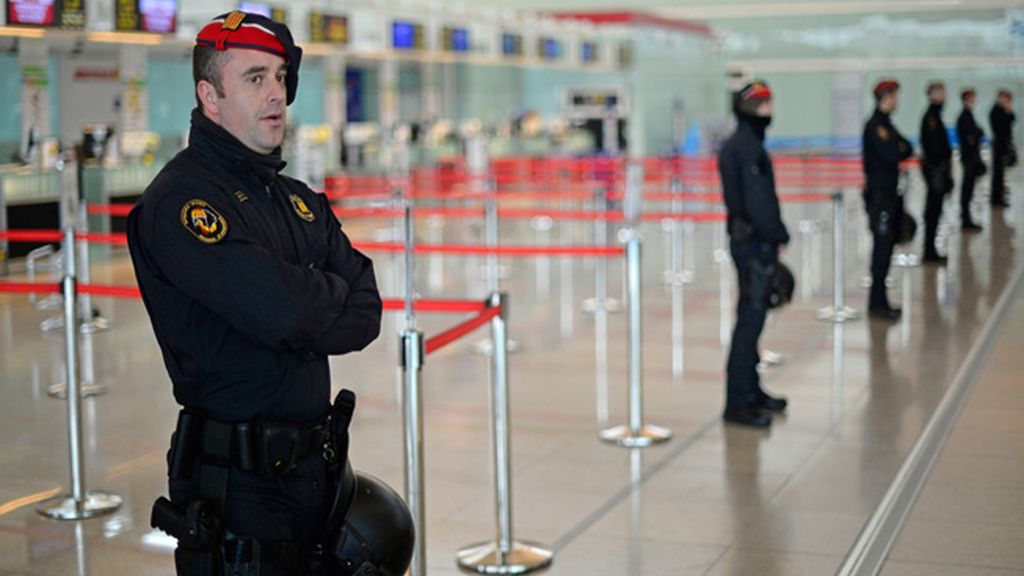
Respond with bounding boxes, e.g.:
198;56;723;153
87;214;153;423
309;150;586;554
7;0;85;29
392;20;425;50
441;26;469;52
116;0;177;33
501;32;523;57
538;37;561;60
310;11;348;44
581;41;598;64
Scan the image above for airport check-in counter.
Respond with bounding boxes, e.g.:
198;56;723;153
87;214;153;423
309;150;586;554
0;167;63;274
81;162;161;235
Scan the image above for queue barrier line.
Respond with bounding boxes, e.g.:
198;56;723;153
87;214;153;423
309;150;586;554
334;206;730;224
87;204;134;217
424;306;501;355
354;241;624;257
0;230;128;246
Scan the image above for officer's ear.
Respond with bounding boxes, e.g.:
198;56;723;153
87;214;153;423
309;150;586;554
197;80;221;119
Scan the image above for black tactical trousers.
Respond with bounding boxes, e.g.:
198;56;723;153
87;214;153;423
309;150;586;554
991;147;1007;204
922;166;949;258
170;453;331;575
960;164;978;224
725;241;774;408
869;225;896;309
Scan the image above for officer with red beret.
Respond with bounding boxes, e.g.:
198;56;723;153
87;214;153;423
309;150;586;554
127;12;404;575
863;79;913;320
718;80;790;428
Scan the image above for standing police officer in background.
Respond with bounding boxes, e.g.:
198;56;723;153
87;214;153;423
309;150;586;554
863;79;913;320
920;81;953;264
128;12;411;576
956;88;985;231
990;89;1016;208
718;80;790;428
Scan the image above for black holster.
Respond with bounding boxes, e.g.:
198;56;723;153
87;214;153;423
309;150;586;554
151;497;223;575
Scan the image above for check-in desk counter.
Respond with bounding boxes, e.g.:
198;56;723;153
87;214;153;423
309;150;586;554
81;162;161;235
0;166;62;272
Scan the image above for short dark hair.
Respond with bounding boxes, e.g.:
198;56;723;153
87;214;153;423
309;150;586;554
192;45;229;110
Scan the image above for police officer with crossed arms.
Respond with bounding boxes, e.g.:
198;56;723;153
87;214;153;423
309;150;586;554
128;12;413;575
863;79;914;320
718;80;791;428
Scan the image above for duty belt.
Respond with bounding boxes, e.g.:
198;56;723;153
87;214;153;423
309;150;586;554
168;410;332;482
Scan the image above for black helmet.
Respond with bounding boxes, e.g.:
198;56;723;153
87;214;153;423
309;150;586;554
330;472;415;576
767;262;795;309
898;212;917;245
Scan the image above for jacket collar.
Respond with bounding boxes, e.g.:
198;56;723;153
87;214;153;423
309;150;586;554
187;108;286;186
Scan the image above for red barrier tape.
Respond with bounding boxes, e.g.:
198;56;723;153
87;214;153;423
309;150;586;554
87;204;134;217
381;299;488;313
0;281;59;295
79;284;141;298
425;306;500;355
353;241;623;257
0;230;129;246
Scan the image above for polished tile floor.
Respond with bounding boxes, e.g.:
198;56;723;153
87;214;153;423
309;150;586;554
0;172;1021;575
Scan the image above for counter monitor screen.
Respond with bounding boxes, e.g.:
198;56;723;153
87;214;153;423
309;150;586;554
310;12;348;44
581;41;598;64
539;37;561;60
7;0;85;28
501;32;523;57
237;1;270;17
138;0;176;33
392;20;425;50
442;26;469;52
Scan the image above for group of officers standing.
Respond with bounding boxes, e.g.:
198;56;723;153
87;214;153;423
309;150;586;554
719;78;1016;427
863;80;1016;319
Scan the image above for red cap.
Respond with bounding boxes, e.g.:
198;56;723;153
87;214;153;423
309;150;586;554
873;79;900;98
739;81;772;102
195;11;286;58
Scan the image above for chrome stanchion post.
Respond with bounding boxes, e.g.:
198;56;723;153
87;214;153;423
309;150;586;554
401;328;426;576
456;292;554;574
817;190;859;322
583;185;621;314
76;200;109;334
600;164;671;448
37;227;121;521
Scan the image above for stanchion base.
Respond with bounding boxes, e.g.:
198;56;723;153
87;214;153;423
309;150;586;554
37;317;111;334
455;540;554;575
599;424;672;448
816;306;861;323
662;270;695;286
892;253;920;268
48;380;109;399
36;491;122;521
473;338;522;357
581;297;622;314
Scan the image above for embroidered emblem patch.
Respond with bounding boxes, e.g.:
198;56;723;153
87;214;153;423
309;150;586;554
289;194;315;222
180;199;228;244
877;126;890;142
222;11;246;31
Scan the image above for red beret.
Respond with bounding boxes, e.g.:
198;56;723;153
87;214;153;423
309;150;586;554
739;81;772;102
196;11;286;58
873;79;900;98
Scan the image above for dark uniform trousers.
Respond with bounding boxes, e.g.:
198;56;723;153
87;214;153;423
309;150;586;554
922;162;950;258
866;194;899;308
991;144;1007;203
726;240;776;407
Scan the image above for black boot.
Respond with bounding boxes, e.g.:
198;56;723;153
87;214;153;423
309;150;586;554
723;406;772;428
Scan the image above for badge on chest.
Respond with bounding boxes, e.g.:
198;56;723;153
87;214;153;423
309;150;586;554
289;194;315;222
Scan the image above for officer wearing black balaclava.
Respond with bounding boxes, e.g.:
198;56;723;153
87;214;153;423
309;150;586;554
920;81;953;264
718;80;790;428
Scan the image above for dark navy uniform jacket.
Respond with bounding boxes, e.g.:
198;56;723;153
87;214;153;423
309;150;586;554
863;108;913;210
128;109;381;425
718;118;790;246
990;104;1015;152
956;107;984;167
920;103;952;168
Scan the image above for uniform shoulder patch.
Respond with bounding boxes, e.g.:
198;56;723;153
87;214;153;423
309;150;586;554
289;194;315;222
180;199;228;244
877;126;890;141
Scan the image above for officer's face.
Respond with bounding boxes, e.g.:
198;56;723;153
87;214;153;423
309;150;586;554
204;49;288;155
756;100;773;117
964;94;975;109
930;87;946;105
